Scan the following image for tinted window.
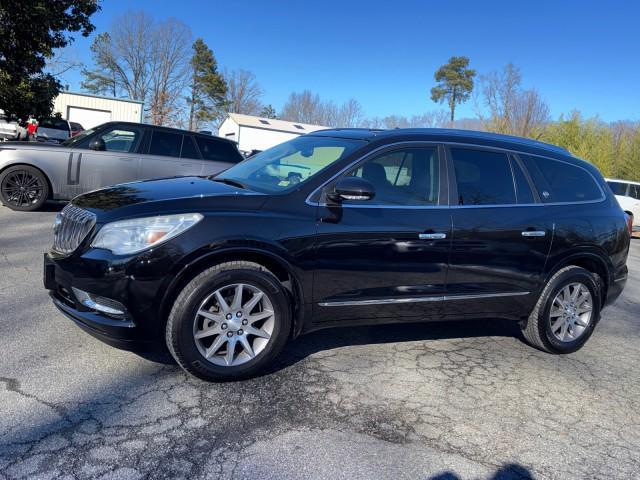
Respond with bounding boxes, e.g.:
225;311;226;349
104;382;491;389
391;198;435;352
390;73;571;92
99;127;142;153
150;131;181;157
40;118;69;130
451;148;515;205
629;184;640;200
349;147;439;205
181;136;200;159
607;181;629;196
511;157;535;204
196;137;242;163
524;155;602;202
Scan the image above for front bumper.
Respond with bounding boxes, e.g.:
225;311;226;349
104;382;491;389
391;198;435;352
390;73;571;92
44;251;166;349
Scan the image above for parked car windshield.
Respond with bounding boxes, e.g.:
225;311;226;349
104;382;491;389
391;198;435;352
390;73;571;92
216;136;366;193
61;127;97;146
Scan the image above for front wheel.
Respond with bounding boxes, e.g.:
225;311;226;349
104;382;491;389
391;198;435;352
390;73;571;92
0;165;49;211
166;261;292;381
522;266;601;354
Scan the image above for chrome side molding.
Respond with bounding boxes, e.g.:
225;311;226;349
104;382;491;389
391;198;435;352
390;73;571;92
318;291;530;307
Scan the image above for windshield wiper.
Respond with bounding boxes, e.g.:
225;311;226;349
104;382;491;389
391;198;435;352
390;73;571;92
212;177;247;190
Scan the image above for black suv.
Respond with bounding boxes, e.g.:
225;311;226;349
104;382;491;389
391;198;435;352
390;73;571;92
44;129;630;381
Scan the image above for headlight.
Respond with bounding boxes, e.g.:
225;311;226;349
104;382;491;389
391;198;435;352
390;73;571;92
91;213;203;255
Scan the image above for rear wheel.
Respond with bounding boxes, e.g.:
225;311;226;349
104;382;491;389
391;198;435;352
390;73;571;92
522;266;601;354
0;165;49;211
166;261;292;381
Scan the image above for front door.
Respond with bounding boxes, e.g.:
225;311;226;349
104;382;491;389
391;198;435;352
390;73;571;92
76;124;144;194
313;144;451;323
446;146;552;319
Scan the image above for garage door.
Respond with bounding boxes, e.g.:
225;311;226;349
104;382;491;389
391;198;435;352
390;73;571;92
67;107;112;130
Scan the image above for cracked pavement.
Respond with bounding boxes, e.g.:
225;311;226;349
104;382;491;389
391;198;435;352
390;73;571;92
1;204;639;479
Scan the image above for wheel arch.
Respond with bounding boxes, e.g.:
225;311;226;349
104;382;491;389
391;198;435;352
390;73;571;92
157;247;306;339
0;162;54;200
544;251;610;302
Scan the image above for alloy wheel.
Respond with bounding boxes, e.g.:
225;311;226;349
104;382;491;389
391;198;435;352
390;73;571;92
193;283;275;367
549;282;593;342
1;170;44;208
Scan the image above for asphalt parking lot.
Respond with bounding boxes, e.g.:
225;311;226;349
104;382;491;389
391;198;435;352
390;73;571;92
1;204;639;480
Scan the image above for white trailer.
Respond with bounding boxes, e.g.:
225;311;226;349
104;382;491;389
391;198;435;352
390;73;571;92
218;113;328;154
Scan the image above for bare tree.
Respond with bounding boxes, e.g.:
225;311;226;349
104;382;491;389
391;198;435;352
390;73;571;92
280;91;365;127
148;19;191;125
224;69;263;115
82;11;192;125
280;90;324;124
481;63;550;138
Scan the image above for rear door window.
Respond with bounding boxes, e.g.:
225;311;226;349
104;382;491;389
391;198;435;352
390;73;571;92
511;157;535;204
149;131;182;157
196;137;242;163
451;148;515;205
521;155;602;203
181;136;200;159
628;184;640;200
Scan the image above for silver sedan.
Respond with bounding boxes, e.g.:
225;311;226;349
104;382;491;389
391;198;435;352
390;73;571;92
0;121;243;211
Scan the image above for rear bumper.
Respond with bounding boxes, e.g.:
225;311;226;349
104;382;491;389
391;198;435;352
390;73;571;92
605;266;628;307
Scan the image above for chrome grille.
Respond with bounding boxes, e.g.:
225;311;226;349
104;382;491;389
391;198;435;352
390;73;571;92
52;204;96;254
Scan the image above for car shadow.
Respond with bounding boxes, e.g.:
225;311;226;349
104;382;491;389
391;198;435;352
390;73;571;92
133;317;526;370
269;317;524;373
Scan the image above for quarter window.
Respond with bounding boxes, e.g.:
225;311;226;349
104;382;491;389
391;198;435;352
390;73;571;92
606;181;629;196
348;147;439;206
196;137;243;163
451;148;515;205
149;131;182;157
628;184;640;200
522;155;602;203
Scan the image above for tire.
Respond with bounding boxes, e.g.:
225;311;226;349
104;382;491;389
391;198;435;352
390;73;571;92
166;261;292;381
0;165;49;211
521;266;601;354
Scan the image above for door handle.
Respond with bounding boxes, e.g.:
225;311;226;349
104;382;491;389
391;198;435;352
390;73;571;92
419;233;447;240
522;231;546;237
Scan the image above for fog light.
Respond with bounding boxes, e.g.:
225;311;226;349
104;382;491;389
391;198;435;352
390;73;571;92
71;287;127;318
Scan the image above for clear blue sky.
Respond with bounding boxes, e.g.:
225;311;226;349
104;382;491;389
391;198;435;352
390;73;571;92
61;0;640;122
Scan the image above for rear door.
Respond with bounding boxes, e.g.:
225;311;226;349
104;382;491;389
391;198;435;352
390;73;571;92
446;146;552;319
140;130;203;180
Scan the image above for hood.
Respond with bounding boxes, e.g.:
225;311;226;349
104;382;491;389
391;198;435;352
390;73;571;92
72;176;269;221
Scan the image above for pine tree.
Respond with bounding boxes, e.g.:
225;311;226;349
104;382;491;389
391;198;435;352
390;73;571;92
188;38;227;130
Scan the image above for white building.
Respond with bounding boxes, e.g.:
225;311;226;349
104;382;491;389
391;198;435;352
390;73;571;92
53;92;144;129
218;113;328;153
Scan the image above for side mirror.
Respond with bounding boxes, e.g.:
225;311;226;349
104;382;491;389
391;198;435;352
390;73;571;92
328;177;376;203
88;138;106;151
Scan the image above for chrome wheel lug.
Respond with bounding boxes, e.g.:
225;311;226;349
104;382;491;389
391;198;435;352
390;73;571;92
221;323;227;330
236;311;242;317
227;331;233;337
242;319;248;325
238;329;243;335
226;313;232;320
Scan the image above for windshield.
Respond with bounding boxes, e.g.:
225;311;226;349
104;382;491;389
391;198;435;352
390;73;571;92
61;127;97;146
216;136;365;193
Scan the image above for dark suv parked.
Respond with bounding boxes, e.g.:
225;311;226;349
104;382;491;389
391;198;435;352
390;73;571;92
44;129;630;381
